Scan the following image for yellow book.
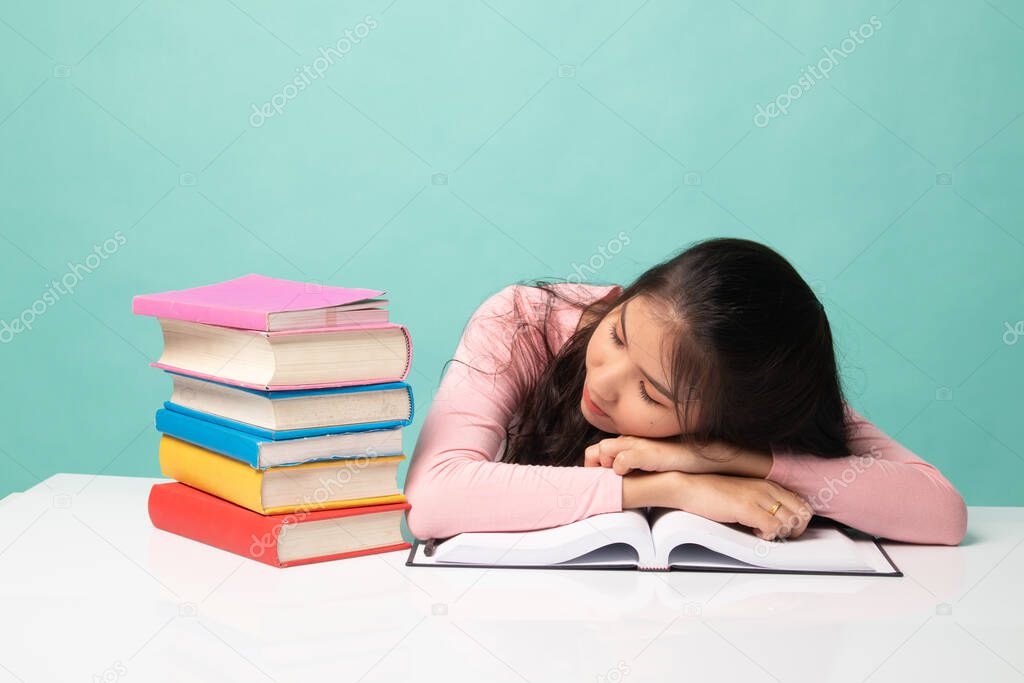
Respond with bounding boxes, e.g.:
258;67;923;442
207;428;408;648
158;435;406;515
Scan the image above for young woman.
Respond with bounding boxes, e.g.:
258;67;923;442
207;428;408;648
404;238;967;545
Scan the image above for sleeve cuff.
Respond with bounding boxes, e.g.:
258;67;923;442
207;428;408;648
602;466;624;512
766;444;793;485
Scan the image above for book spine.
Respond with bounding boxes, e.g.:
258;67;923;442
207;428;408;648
156;407;261;467
133;297;270;330
147;483;284;567
158;435;267;513
148;483;413;568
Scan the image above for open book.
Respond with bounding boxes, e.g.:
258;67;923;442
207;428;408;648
407;508;902;576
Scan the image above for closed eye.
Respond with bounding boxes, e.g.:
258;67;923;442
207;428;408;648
607;321;663;407
607;321;624;347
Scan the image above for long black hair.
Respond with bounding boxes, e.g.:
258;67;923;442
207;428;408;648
449;237;851;467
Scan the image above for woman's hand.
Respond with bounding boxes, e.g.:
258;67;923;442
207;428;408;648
622;470;813;541
585;435;773;478
675;472;813;541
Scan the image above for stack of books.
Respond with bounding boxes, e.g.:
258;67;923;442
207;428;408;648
133;274;415;567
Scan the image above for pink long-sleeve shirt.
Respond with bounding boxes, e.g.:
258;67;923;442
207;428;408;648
404;283;968;545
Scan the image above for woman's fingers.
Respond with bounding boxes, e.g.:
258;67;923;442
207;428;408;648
611;448;680;475
742;503;785;540
600;448;617;468
759;488;813;540
742;497;808;541
770;504;804;540
585;438;635;469
766;486;814;535
611;450;637;475
783;503;813;539
584;442;616;467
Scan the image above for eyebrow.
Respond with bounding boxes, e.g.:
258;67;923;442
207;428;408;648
619;302;674;401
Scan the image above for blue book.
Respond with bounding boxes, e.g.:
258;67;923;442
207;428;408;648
156;407;405;469
163;370;414;433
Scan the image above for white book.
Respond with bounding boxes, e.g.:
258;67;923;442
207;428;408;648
168;373;413;432
407;508;901;576
151;318;411;390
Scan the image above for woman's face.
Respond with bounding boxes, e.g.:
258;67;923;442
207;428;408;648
582;295;691;438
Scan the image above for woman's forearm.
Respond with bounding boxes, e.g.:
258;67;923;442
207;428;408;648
620;455;772;511
622;471;690;508
764;407;968;545
702;442;773;478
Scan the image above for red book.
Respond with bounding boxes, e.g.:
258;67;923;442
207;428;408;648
148;482;411;568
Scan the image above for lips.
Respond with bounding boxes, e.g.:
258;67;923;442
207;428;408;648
583;384;609;417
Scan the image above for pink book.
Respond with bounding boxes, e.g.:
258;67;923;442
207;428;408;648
132;274;388;331
134;275;411;390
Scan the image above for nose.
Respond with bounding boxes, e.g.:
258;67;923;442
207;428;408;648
589;384;613;406
589;356;629;407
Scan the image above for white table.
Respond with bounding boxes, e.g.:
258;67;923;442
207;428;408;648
0;474;1021;683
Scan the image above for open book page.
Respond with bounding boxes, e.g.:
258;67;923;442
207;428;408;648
423;509;656;567
648;508;889;572
407;508;898;574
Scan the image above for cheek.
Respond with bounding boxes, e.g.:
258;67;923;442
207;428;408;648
610;398;643;430
618;404;681;438
619;418;663;438
641;418;680;438
585;335;602;368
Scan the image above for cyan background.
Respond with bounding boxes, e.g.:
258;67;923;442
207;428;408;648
1;1;1022;506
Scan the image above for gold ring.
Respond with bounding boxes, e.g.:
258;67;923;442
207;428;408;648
768;500;782;516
